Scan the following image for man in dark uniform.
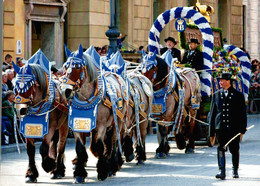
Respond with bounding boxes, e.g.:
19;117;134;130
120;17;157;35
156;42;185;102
181;38;203;72
160;37;181;62
209;72;247;180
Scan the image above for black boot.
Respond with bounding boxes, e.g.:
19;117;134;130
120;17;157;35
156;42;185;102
232;151;239;178
216;150;226;180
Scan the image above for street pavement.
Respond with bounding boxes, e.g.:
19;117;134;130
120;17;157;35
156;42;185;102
0;114;260;186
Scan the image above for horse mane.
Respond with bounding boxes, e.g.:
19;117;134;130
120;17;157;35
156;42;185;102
83;53;98;83
155;56;168;86
30;64;48;92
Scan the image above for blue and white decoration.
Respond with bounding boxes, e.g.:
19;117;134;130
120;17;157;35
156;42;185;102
13;49;54;138
68;75;105;133
13;63;37;94
224;45;251;101
64;44;85;70
148;7;214;97
175;18;186;32
85;45;101;69
141;50;157;73
151;50;178;116
103;51;126;76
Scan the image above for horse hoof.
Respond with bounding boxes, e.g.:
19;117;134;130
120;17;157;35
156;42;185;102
74;176;85;184
126;154;135;162
98;172;108;181
25;176;37;183
42;157;56;173
136;159;144;165
155;153;160;159
51;173;63;179
108;171;116;177
155;152;166;159
185;148;195;154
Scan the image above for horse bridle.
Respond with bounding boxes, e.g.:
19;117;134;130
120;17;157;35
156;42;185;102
61;56;88;98
14;68;49;117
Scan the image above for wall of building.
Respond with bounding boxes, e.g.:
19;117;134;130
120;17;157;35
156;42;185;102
259;0;260;59
3;0;25;61
68;0;110;50
244;0;259;60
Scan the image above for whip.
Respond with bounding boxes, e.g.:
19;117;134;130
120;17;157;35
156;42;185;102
224;125;255;150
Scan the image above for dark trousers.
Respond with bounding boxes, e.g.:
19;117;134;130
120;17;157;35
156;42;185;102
216;130;240;169
1;116;12;134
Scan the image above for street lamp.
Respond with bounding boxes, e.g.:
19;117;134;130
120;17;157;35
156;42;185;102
105;0;120;54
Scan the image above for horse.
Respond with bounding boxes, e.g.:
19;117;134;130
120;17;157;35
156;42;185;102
102;51;153;164
12;51;68;183
125;70;153;164
60;44;127;183
141;51;201;157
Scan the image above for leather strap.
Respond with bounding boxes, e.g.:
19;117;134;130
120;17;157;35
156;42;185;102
103;97;124;120
53;100;68;115
129;99;147;119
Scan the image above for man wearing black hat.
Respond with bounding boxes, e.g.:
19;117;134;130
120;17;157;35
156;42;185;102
181;38;203;72
160;37;181;61
209;72;247;180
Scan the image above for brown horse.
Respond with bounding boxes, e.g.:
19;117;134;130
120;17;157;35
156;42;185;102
141;52;201;157
60;45;127;183
124;70;153;164
12;58;68;183
102;52;153;164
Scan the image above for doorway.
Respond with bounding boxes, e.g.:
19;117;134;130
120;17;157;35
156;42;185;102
32;21;55;61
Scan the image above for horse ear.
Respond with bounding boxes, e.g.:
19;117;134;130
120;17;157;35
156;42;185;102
27;64;33;75
64;44;71;57
152;51;157;59
12;61;20;73
142;50;146;58
78;44;83;58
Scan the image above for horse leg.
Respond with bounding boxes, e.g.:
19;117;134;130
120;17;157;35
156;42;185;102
155;125;170;158
73;132;88;183
185;109;197;154
40;128;56;173
71;133;87;169
136;121;148;164
90;127;109;181
51;123;69;179
122;134;134;162
105;126;120;177
25;138;39;183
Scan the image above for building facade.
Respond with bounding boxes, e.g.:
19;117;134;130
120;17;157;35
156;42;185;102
243;0;260;60
2;0;259;67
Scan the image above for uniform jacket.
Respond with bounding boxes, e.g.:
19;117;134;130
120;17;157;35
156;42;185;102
160;47;181;62
209;86;247;137
181;49;203;71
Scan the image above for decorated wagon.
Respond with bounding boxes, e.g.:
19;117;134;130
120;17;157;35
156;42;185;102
140;1;251;156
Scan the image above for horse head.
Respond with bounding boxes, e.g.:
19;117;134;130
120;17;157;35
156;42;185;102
12;62;41;117
60;44;86;99
61;44;98;100
141;51;170;90
141;51;158;82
